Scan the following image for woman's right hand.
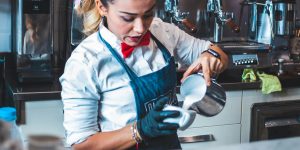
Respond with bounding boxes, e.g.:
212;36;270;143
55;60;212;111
136;98;180;140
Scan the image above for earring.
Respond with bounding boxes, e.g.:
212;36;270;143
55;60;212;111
102;16;108;27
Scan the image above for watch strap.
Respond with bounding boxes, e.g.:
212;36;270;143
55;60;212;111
202;49;221;59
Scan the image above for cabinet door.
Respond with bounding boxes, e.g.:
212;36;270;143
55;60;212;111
241;87;300;143
178;124;241;150
188;91;242;127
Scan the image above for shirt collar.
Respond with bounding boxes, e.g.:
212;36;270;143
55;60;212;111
98;20;122;52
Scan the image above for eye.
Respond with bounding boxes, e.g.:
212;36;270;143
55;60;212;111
143;12;154;19
121;16;135;22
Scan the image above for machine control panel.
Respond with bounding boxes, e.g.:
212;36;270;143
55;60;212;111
232;54;258;66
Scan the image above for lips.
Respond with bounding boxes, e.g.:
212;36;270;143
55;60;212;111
128;36;142;43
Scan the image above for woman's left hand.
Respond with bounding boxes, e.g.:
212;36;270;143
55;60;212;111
181;45;228;86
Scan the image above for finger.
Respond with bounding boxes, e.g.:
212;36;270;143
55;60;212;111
158;123;179;130
217;62;225;73
210;58;219;73
181;63;201;83
181;64;197;82
215;61;222;73
155;111;180;121
202;60;212;86
211;60;222;78
154;98;169;111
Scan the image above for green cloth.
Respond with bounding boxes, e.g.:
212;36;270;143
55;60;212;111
242;69;282;94
242;68;257;81
257;72;282;94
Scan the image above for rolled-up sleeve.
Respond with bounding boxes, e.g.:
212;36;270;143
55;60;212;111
156;20;212;67
60;52;101;146
174;27;212;66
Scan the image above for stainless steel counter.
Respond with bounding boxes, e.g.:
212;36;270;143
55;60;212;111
206;137;300;150
176;68;300;91
4;67;300;124
3;69;62;124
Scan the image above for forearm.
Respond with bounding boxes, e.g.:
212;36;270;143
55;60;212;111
73;125;136;150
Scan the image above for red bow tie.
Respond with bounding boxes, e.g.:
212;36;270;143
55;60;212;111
121;31;151;58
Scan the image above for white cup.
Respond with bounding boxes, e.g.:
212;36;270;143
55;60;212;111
163;105;196;131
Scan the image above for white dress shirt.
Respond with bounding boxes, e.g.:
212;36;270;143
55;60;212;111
60;18;211;146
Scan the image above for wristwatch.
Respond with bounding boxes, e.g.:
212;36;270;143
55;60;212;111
201;49;221;60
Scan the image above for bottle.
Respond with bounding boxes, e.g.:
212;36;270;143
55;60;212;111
0;107;24;150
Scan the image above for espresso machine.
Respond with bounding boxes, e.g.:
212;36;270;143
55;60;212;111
12;0;54;83
222;0;297;72
205;0;273;69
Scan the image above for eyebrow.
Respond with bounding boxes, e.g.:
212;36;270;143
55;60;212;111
119;4;156;16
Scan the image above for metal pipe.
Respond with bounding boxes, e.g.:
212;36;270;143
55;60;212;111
164;0;197;33
207;0;240;42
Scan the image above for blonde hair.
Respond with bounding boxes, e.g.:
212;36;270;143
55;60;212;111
76;0;102;36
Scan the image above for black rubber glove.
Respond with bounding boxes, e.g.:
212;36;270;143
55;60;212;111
136;98;180;140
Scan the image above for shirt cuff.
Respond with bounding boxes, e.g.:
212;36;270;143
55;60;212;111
65;130;99;146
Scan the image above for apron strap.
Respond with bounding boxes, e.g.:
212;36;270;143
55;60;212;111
98;31;173;81
149;32;172;61
98;32;138;79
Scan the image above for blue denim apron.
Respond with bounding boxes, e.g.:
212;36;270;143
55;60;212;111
98;32;181;149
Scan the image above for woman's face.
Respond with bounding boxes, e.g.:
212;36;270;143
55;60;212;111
98;0;156;46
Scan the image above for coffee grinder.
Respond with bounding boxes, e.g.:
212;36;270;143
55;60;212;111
273;0;296;36
272;0;297;64
12;0;54;83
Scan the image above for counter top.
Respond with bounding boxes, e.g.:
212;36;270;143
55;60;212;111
220;75;300;91
4;69;62;124
176;68;300;91
5;68;300;101
4;69;62;101
206;137;300;150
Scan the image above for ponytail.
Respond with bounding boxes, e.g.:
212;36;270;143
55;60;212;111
76;0;102;36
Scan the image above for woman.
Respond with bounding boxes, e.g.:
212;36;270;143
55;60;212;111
60;0;228;149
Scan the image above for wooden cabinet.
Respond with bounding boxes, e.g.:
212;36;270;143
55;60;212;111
18;87;300;148
178;91;242;148
178;87;300;148
178;124;241;149
189;91;242;127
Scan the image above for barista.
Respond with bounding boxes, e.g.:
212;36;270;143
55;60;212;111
60;0;228;149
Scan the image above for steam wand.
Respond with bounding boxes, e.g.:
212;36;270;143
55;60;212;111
164;0;197;33
207;0;240;42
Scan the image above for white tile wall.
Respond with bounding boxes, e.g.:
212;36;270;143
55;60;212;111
0;0;11;52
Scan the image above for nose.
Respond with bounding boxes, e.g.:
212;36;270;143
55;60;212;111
133;18;146;34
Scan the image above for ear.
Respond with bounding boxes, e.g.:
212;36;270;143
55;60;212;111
95;0;108;16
